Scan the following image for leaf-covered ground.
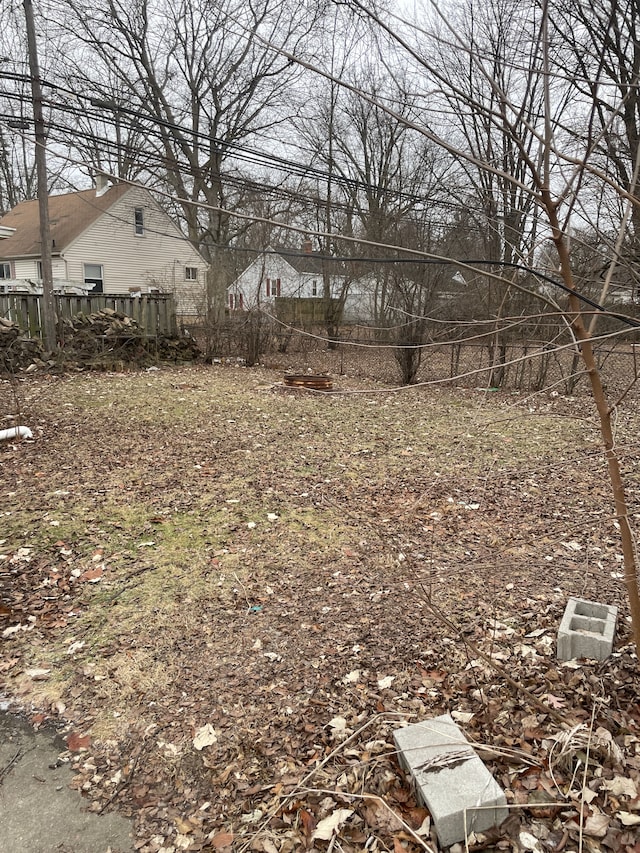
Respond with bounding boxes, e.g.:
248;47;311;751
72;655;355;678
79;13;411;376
1;365;639;853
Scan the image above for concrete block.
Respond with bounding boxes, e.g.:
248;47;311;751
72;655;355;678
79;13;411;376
394;715;507;847
557;597;618;662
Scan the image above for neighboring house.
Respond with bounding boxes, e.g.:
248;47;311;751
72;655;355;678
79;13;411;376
227;242;376;323
228;242;343;309
0;178;207;316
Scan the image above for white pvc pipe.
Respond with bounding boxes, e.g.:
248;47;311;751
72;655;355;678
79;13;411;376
0;426;33;442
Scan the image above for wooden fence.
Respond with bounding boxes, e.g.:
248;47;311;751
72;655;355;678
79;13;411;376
273;296;342;325
0;293;178;338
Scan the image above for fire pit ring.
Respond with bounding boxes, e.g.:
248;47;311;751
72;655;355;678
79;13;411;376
283;374;333;391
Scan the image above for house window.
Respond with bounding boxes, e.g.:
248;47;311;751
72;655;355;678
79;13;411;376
84;263;104;293
185;266;198;281
0;262;11;279
266;277;281;297
229;292;244;310
134;208;145;236
311;279;317;296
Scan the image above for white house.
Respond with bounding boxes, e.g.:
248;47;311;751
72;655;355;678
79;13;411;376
227;242;347;310
0;178;208;316
227;242;378;323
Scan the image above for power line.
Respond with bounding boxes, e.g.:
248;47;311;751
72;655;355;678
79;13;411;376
0;75;447;208
2;85;639;331
0;88;474;230
7;127;635;335
7;73;626;274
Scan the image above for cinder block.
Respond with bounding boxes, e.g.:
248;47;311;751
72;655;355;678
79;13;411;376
394;715;507;847
557;597;618;662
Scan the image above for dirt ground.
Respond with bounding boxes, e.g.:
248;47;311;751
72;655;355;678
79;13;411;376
1;364;639;853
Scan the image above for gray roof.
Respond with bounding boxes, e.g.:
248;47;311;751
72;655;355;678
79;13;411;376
276;249;345;276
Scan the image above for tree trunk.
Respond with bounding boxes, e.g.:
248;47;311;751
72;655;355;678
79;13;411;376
549;202;640;654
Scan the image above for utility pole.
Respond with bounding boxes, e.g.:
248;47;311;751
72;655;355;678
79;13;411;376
23;0;56;351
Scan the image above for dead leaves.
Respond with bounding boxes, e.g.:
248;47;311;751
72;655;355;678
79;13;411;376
79;566;104;583
192;724;218;751
66;732;91;752
362;798;403;834
208;830;234;850
3;367;640;853
0;537;110;643
311;807;354;840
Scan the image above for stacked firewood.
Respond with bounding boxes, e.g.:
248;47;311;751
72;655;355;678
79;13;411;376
58;308;201;367
0;317;45;372
0;309;200;372
59;308;146;356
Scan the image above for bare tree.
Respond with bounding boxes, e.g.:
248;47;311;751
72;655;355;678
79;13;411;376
296;60;452;362
550;0;640;299
293;0;640;650
50;0;321;322
424;0;551;385
0;107;37;212
0;8;68;209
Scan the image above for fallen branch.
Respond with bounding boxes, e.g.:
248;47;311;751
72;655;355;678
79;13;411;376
0;749;24;785
236;712;414;853
299;787;436;853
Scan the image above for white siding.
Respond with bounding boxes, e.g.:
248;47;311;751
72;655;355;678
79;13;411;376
229;252;379;323
298;272;343;299
229;253;347;308
230;253;302;308
13;257;67;279
227;250;387;325
343;280;377;324
62;186;206;315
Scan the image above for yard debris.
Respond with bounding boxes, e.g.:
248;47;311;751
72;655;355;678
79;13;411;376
2;366;640;853
1;308;200;373
283;373;333;391
0;317;45;371
56;308;200;368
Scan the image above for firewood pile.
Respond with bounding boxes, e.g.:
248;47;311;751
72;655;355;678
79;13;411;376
57;308;201;368
0;317;45;372
0;308;200;373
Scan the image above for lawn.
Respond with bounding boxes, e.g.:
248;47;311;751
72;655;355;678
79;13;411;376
1;364;639;853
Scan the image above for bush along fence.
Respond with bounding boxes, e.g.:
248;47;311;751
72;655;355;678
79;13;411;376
187;315;640;397
0;293;178;340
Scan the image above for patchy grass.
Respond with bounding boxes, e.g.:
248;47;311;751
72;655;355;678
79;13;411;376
0;366;627;693
1;365;639;852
